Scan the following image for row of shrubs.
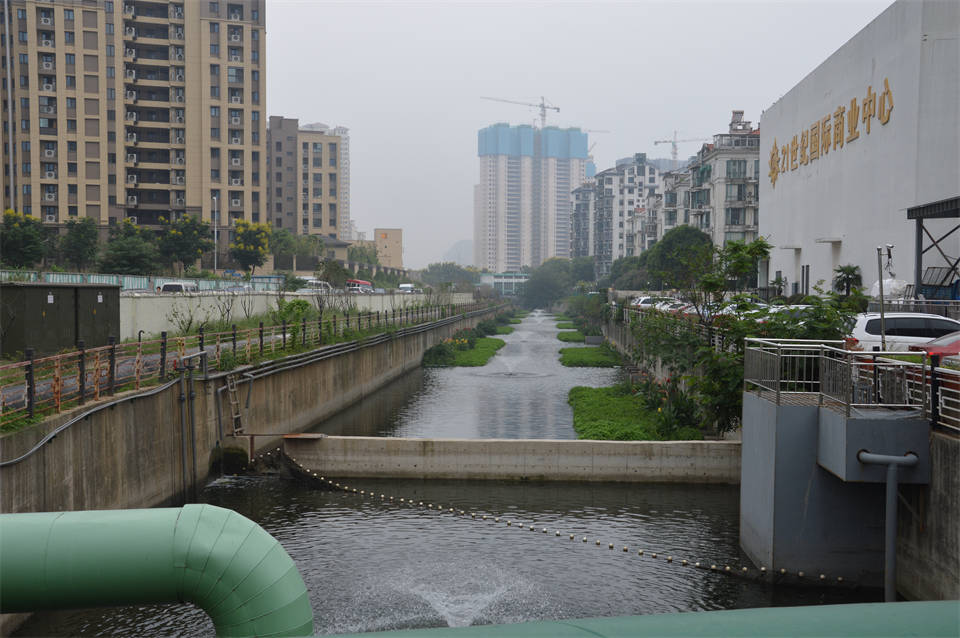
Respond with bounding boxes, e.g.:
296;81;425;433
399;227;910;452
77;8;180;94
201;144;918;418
422;311;514;366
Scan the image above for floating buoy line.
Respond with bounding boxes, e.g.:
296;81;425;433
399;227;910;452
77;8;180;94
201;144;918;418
262;451;854;588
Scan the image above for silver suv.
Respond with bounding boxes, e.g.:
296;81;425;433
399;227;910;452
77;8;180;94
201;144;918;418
848;312;960;351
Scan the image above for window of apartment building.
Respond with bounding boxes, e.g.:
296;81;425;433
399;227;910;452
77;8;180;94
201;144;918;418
725;207;745;225
210;86;220;98
64;31;74;44
66;75;77;88
211;148;220;160
21;162;30;175
251;90;259;104
251;70;259;82
106;88;114;100
106;109;115;121
328;144;337;166
227;67;242;83
275;156;281;166
65;53;76;65
210;63;220;77
210;2;219;13
251;51;259;63
274;171;281;182
68;184;78;195
210;106;220;118
22;184;30;195
211;127;220;139
64;9;75;20
211;168;220;180
754;159;760;178
20;118;30;130
105;45;113;57
210;22;220;33
665;210;676;225
18;31;27;42
68;206;78;216
726;159;746;178
725;184;745;201
328;203;336;226
105;66;115;78
105;23;113;34
210;43;219;55
16;8;25;19
274;187;281;197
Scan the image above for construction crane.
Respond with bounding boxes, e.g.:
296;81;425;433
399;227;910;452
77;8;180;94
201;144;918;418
654;131;711;169
480;96;560;129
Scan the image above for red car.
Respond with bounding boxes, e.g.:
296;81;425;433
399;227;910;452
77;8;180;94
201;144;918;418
908;330;960;363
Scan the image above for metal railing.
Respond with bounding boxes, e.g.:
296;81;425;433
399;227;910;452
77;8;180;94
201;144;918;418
0;301;492;430
867;299;960;320
744;338;960;433
0;269;283;291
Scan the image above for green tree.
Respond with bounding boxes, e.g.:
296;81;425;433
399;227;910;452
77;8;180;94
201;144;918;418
420;262;479;287
522;258;572;308
157;214;213;274
570;256;596;283
270;228;297;258
348;243;379;265
316;258;350;287
0;210;45;268
230;220;271;275
98;219;160;274
832;264;863;297
643;226;714;290
60;217;100;271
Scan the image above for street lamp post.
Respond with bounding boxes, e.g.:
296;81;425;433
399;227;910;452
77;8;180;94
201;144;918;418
877;244;893;351
212;196;218;274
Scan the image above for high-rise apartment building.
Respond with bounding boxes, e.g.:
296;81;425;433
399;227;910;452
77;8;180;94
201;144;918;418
0;0;266;240
658;111;760;247
266;116;350;240
569;153;662;278
473;123;588;272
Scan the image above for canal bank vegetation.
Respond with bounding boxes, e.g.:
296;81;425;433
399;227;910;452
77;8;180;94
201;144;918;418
559;344;621;367
569;380;702;441
422;313;514;367
557;330;585;343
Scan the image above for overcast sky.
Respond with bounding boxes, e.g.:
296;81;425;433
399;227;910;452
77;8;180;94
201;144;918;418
266;0;892;269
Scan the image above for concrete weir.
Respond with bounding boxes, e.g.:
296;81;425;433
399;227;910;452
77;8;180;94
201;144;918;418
282;435;741;483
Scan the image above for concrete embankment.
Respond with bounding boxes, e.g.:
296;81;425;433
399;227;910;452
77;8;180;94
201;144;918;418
0;307;500;516
283;435;741;483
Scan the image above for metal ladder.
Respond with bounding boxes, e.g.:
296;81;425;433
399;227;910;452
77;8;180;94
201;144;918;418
226;374;243;435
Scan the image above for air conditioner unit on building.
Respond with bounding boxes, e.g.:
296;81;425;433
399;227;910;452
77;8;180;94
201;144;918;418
174;72;184;81
126;111;137;121
41;61;53;70
230;96;241;104
230;157;241;166
127;174;137;184
125;48;136;57
230;13;241;20
127;196;138;205
125;26;136;37
39;105;54;114
174;30;184;39
174;95;184;103
125;69;136;80
45;214;57;223
231;137;240;144
231;199;241;207
174;136;184;144
41;83;54;91
41;40;53;47
230;116;241;125
123;4;135;15
126;132;137;143
126;90;137;101
174;157;184;165
173;176;183;184
174;115;184;123
172;9;183;19
231;178;242;186
126;153;137;163
43;170;57;179
230;55;241;62
44;192;56;201
44;149;55;158
175;197;185;205
40;17;52;25
175;53;184;61
128;215;137;223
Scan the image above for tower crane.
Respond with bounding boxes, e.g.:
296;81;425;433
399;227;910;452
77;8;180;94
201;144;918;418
480;96;560;129
653;131;711;169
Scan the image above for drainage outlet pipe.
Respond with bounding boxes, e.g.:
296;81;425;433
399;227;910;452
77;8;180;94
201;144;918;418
0;504;313;638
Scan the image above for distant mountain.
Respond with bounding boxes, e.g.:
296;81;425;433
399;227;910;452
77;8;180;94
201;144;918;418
442;240;473;266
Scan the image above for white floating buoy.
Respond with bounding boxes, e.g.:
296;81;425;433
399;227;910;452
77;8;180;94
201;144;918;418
582;537;588;543
638;550;644;556
651;553;657;559
556;531;561;536
623;547;628;553
780;568;787;575
819;574;826;580
667;556;673;563
596;540;601;546
798;571;805;578
570;534;575;540
681;559;688;566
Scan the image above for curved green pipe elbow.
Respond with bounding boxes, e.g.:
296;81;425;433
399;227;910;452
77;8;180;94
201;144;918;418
0;504;314;638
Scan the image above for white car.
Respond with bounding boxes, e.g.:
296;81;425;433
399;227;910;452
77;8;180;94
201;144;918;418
848;312;960;351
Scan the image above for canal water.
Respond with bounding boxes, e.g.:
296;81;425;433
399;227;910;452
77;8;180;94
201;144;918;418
14;312;878;637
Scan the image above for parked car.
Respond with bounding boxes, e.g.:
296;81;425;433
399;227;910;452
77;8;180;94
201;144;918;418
159;281;198;293
630;296;674;308
848;313;960;351
908;330;960;365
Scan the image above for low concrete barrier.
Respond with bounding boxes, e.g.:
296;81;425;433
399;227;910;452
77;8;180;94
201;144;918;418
283;435;741;483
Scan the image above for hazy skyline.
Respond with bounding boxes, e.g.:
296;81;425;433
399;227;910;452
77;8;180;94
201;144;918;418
267;0;892;269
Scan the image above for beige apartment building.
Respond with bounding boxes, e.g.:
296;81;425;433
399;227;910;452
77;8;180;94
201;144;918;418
373;227;401;268
266;116;350;240
0;0;266;242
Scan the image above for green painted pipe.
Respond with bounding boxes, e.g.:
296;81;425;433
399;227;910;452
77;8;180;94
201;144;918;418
0;504;313;638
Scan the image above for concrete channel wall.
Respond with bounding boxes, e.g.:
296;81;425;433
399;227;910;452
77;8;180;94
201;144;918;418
0;307;500;516
283;435;742;483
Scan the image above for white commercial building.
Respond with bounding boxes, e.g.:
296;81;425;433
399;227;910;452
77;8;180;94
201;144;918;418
760;0;959;297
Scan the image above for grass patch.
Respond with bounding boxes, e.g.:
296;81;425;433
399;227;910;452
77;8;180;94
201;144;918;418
568;384;703;441
559;345;621;367
450;337;506;366
556;321;576;330
509;318;522;324
557;330;585;342
496;325;514;335
552;314;571;321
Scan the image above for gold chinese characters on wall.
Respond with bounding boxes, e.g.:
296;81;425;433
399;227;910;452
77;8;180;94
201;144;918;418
768;78;893;188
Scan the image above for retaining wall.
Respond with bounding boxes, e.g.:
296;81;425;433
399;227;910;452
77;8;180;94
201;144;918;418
0;307;498;516
119;292;475;340
282;435;742;483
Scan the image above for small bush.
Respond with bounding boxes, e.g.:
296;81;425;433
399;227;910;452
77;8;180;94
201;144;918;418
423;342;455;366
557;330;585;343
